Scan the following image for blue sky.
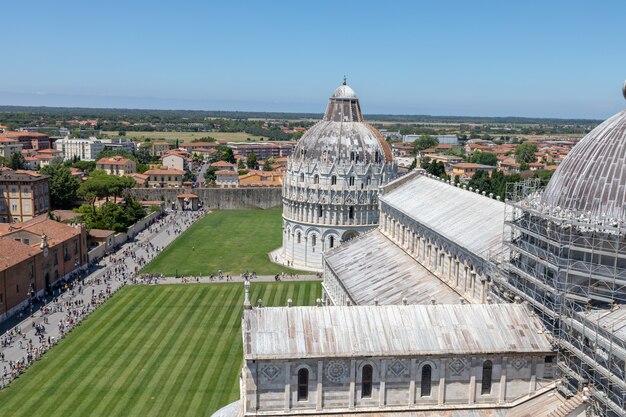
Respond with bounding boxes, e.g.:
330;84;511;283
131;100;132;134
1;0;625;118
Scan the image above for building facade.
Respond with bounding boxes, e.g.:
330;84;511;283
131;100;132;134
278;83;397;271
55;137;105;161
0;137;23;157
0;170;50;223
144;167;184;188
96;156;137;176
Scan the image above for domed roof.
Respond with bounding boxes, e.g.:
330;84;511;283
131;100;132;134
331;84;357;99
541;103;626;221
292;83;393;164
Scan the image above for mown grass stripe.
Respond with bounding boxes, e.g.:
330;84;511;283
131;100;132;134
2;287;160;417
88;285;201;416
53;286;175;417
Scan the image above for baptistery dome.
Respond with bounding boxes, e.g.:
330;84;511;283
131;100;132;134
541;87;626;222
275;82;397;271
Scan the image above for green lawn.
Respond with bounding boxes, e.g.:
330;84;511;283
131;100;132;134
143;209;303;276
0;282;321;417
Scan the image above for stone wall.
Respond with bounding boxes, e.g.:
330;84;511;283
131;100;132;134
244;354;555;415
129;187;282;210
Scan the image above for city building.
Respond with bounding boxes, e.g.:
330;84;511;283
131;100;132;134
0;170;50;223
0;131;50;150
96;156;137;176
99;137;137;153
143;167;184;188
0;137;23;158
229;141;295;160
0;216;88;320
162;151;191;172
215;170;239;188
146;141;174;157
276;82;397;271
451;162;496;179
238;170;283;187
54;137;105;161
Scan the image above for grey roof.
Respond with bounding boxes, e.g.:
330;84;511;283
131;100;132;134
291;84;393;164
324;230;462;305
380;174;505;259
541;109;626;222
243;303;553;360
583;307;626;342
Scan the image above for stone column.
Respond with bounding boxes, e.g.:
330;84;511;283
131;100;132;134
317;360;323;411
448;255;453;281
349;360;356;410
284;362;291;412
379;359;387;407
409;359;417;405
468;357;476;405
529;356;537;394
438;358;447;405
498;357;507;404
480;276;487;303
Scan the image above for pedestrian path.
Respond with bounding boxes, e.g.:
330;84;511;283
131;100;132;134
0;209;204;388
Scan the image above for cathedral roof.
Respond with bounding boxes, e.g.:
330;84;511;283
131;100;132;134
380;173;505;260
291;83;393;164
325;230;463;305
541;88;626;222
243;303;552;360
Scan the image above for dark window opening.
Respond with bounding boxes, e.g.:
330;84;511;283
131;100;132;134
481;360;492;395
421;365;432;397
329;236;335;248
349;206;354;219
297;368;309;401
361;365;373;398
331;175;337;185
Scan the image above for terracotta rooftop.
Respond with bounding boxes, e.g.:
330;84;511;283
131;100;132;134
88;229;115;239
211;161;235;167
0;237;41;271
216;170;238;176
144;167;184;175
0;215;82;246
177;193;199;198
0;170;49;182
96;156;133;165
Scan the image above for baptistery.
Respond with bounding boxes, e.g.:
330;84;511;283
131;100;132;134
278;81;397;271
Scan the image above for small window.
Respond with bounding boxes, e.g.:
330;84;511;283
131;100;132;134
349;177;355;186
545;356;554;364
350;151;355;161
331;175;337;185
297;368;309;401
421;365;432;397
361;365;373;398
311;235;317;247
349;206;354;219
300;173;305;182
318;206;323;217
16;284;19;294
314;174;319;184
481;360;493;395
367;176;371;186
329;236;335;248
297;232;301;244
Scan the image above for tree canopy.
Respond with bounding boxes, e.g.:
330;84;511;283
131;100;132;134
413;135;439;152
469;151;497;166
515;142;538;164
40;164;81;209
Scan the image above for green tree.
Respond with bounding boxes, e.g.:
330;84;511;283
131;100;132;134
9;152;25;170
469;152;497;166
204;166;218;184
263;157;276;171
413;135;439;152
40;164;81;209
223;147;236;163
246;153;259;169
514;142;538;164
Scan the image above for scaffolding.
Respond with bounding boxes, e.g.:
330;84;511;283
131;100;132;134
488;180;626;417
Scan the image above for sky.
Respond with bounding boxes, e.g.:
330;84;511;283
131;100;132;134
1;0;625;119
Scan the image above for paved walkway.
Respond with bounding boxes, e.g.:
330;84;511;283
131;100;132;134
0;209;204;387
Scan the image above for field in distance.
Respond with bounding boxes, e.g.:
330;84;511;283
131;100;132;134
0;282;321;417
103;131;266;142
142;209;306;276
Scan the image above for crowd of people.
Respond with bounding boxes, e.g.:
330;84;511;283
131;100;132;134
0;209;205;390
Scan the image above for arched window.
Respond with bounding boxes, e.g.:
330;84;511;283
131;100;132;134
300;173;304;182
329;236;335;248
481;360;492;395
366;176;371;186
311;235;317;247
318;206;323;217
297;232;301;244
314;174;319;184
331;175;337;185
349;176;355;186
375;151;380;163
349;206;355;219
297;368;309;401
361;365;373;398
420;365;432;397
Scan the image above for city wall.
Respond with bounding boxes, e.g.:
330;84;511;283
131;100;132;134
129;187;283;210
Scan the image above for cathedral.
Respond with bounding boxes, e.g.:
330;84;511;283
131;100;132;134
215;82;626;417
276;81;397;271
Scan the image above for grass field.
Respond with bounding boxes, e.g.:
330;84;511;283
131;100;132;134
0;282;320;417
142;209;302;276
103;131;265;142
